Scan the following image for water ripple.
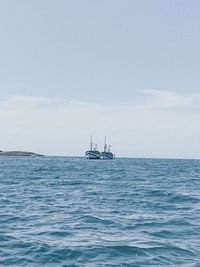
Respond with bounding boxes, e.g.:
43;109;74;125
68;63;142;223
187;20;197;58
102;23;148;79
0;157;200;266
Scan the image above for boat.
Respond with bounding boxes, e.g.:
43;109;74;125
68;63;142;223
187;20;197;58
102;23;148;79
85;136;101;159
100;137;115;160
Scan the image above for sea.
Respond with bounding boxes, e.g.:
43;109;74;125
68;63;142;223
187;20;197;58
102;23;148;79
0;157;200;266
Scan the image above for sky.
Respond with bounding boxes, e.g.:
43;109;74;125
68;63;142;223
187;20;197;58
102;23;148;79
0;0;200;158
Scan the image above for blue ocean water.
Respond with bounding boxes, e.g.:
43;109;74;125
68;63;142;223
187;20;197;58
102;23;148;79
0;157;200;266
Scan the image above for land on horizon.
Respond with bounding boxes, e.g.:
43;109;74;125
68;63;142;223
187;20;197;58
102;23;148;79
0;151;44;157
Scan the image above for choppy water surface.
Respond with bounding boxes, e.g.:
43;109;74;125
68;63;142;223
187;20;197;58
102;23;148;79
0;157;200;266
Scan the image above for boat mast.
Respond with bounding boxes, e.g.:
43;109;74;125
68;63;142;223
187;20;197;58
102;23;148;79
104;136;107;152
90;135;93;151
94;144;97;151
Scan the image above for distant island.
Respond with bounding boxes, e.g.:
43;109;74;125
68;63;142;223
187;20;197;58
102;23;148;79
0;151;44;157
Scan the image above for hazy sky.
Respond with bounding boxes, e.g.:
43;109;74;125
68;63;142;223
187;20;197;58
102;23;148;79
0;0;200;157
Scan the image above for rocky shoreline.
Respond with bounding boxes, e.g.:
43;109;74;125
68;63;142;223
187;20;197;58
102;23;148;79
0;151;44;157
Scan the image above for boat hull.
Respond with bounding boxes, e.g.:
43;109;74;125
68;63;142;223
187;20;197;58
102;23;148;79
100;152;114;160
85;151;101;159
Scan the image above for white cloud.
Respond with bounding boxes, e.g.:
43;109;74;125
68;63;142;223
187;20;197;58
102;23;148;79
0;91;200;158
0;95;61;109
138;90;197;109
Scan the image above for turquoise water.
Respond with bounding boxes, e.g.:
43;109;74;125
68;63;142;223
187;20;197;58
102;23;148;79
0;157;200;266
